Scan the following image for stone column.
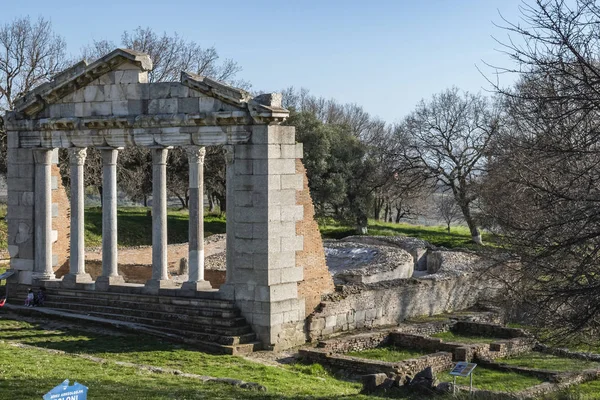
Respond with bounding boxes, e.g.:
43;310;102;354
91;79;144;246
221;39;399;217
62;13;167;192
182;146;211;291
32;149;55;281
146;147;175;293
96;147;124;290
63;148;92;287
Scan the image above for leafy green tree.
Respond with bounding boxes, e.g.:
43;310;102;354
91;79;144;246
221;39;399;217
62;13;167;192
287;111;377;233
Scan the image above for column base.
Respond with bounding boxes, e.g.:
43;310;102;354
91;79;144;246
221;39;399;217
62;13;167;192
218;283;235;300
95;275;125;291
144;279;176;294
32;272;56;282
62;273;93;288
181;280;212;292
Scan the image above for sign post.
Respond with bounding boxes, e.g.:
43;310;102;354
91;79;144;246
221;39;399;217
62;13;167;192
43;379;88;400
448;362;477;394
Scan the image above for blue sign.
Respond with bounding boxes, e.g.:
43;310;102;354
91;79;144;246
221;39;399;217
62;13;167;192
43;380;88;400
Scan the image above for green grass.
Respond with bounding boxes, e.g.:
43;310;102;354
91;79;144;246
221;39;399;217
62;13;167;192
430;331;502;344
438;365;543;392
346;346;430;362
319;219;498;249
0;318;364;399
83;207;226;247
499;352;600;372
0;204;7;249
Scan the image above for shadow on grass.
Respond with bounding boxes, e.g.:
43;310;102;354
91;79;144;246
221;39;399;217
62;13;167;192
320;220;501;250
84;208;226;247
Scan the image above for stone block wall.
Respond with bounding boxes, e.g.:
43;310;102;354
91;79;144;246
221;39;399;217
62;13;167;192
220;125;307;350
307;272;499;340
6;148;69;285
295;160;334;316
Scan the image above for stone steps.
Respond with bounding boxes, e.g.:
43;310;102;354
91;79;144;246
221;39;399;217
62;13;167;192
4;304;259;355
43;300;242;324
41;289;234;309
41;294;240;317
9;286;260;354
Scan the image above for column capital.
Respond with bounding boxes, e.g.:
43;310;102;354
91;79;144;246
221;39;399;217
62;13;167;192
99;147;122;165
68;147;87;166
33;148;54;165
186;146;206;164
152;147;170;165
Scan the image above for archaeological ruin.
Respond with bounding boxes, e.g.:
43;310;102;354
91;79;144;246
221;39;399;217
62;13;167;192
3;48;335;350
3;48;501;353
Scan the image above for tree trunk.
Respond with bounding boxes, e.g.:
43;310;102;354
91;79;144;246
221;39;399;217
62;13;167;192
98;186;103;207
143;194;148;207
356;214;368;235
447;222;451;233
458;201;482;245
176;193;186;209
208;195;214;212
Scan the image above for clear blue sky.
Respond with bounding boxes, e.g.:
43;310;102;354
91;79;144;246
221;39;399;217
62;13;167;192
3;0;524;122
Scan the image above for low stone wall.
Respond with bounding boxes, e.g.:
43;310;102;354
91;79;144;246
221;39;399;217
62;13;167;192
454;321;531;339
317;331;391;353
299;348;453;377
307;270;501;341
389;333;535;362
535;343;600;362
316;322;451;353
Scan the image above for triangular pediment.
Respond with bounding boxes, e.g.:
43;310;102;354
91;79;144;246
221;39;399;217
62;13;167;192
13;49;152;117
8;48;289;125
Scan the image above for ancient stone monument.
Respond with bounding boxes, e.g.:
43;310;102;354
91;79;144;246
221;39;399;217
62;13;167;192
4;48;334;350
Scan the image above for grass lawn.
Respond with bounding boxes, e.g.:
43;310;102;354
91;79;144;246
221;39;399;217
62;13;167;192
430;331;502;344
0;318;365;399
346;346;430;362
319;219;498;249
83;207;226;248
438;365;543;392
499;352;600;372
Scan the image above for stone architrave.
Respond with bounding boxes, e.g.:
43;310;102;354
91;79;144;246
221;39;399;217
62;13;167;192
145;147;175;293
96;148;124;290
62;148;93;287
32;149;55;281
182;146;211;292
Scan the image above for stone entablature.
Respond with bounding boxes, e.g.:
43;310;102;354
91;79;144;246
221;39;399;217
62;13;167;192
4;48;316;350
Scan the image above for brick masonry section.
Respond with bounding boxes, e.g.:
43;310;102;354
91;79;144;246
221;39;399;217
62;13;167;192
52;164;70;272
295;160;334;316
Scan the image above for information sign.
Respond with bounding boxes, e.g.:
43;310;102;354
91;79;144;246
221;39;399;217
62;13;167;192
43;379;88;400
449;362;477;377
449;362;477;394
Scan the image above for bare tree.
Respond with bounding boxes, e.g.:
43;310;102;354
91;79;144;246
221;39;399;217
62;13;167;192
401;88;500;245
83;27;244;86
481;0;600;338
0;16;67;173
79;27;245;204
